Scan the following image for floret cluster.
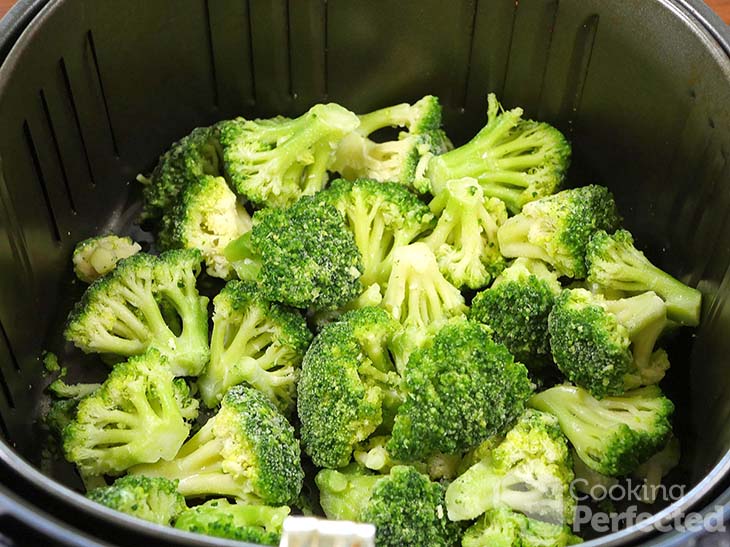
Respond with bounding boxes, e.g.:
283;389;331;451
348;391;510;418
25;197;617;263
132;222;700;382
43;93;700;547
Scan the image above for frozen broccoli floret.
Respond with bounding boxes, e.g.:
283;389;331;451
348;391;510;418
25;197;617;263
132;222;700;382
62;349;198;476
632;435;680;503
73;235;141;283
426;94;571;213
463;507;582;547
528;384;674;476
219;104;359;208
497;185;621;278
571;449;618;498
298;307;402;468
422;177;508;289
131;385;303;505
64;249;210;376
158;175;251;279
197;280;312;413
48;378;100;400
174;498;289;546
586;229;702;326
86;475;186;526
226;196;363;311
548;289;669;398
471;258;561;369
352;435;461;480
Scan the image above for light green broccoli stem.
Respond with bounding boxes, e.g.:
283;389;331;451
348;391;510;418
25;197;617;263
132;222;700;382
357;103;415;135
225;232;262;282
345;200;396;287
445;459;503;521
494;213;553;265
316;468;382;521
632;436;680;503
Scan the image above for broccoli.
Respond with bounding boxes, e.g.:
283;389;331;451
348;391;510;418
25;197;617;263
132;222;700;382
445;409;574;525
197;280;312;413
46;398;79;439
548;289;669;398
331;95;451;193
426;94;571;213
62;349;199;476
140;125;222;221
528;384;674;476
174;498;289;546
422;177;508;289
64;249;210;377
225;196;363;311
497;185;621;279
298;307;402;468
387;320;533;462
218;104;359;208
130;385;303;505
158;175;251;279
571;449;618;498
353;436;462;480
632;435;680;503
317;465;459;547
586;229;702;326
462;507;582;547
48;378;100;400
86;475;186;526
73;235;141;283
471;258;561;369
316;178;435;288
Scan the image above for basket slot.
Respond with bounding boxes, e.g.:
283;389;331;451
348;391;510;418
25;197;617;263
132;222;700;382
85;32;118;159
0;321;16;405
0;158;34;298
288;0;327;106
21;121;61;243
38;91;76;215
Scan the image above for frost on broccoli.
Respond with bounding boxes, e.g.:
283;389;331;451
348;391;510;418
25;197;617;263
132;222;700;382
219;104;359;208
73;235;141;283
64;249;210;377
422;177;508;289
426;94;571;213
158;175;251;279
197;280;312;413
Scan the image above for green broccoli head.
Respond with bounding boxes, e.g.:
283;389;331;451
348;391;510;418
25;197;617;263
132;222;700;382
197;280;312;413
632;435;680;504
446;409;574;525
387;320;533;462
158;175;251;280
423;177;508;289
174;498;289;546
64;249;210;376
298;307;402;468
528;384;674;476
427;94;571;213
219;104;359;208
586;229;702;326
317;178;435;287
226;196;363;311
86;475;186;526
497;185;622;278
471;258;561;369
316;464;384;521
73;234;141;283
548;288;669;398
63;349;198;476
141;125;222;221
130;385;304;505
463;507;582;547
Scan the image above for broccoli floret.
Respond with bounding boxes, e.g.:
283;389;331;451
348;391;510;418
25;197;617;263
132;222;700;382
446;409;574;524
174;498;289;546
48;379;100;400
548;289;669;398
528;384;674;476
140;125;222;221
226;196;363;311
298;307;401;468
571;449;618;498
64;249;210;376
62;349;198;476
46;399;79;439
632;435;680;503
158;175;251;280
331;96;451;193
197;280;312;413
463;507;582;547
586;229;702;326
131;385;303;505
426;94;571;213
388;320;533;462
422;178;508;289
497;185;621;279
316;464;384;521
317;178;435;287
218;104;359;208
73;235;141;283
86;475;186;526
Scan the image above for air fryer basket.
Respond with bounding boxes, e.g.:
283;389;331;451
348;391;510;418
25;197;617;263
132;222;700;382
0;0;729;545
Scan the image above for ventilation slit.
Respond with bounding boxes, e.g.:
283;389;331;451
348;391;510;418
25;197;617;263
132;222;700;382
0;157;33;287
39;90;76;213
246;0;258;104
0;321;18;408
561;14;599;126
285;0;294;99
0;413;9;440
460;0;480;109
204;0;219;108
500;1;519;98
535;0;560;109
87;31;119;157
323;0;329;98
59;58;95;188
23;122;61;242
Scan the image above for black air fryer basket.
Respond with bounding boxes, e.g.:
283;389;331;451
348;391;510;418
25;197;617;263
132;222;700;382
1;0;730;545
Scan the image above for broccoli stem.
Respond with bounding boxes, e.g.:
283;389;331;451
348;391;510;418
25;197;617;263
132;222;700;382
445;460;502;521
225;233;262;281
495;214;553;264
357;103;414;135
